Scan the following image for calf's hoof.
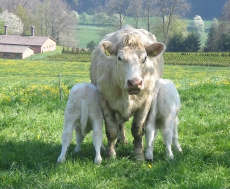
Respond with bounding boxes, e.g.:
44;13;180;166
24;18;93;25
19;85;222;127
145;151;153;161
57;155;66;163
94;156;102;164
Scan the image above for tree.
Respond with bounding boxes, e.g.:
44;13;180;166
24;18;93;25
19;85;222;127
183;32;201;52
167;33;185;52
156;0;190;44
154;16;188;43
16;6;31;35
92;12;108;25
33;0;78;46
221;0;230;21
0;0;39;13
192;15;206;39
87;40;96;51
0;10;24;34
218;33;230;51
80;12;90;24
142;0;157;32
104;0;129;29
126;0;143;28
204;18;219;52
167;32;200;52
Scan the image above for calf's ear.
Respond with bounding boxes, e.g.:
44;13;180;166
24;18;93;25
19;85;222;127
100;41;117;56
146;42;166;57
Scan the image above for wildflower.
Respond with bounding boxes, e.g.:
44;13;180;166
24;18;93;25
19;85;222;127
148;164;152;169
37;135;40;140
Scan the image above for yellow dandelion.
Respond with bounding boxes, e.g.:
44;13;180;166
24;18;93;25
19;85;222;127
148;164;152;169
37;135;40;140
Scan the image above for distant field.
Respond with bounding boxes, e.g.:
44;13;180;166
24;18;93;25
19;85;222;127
76;25;104;48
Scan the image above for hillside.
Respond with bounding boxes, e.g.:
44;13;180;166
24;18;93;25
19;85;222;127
67;0;227;21
186;0;226;20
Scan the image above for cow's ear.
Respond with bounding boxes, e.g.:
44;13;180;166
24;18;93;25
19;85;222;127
100;41;116;56
146;42;166;57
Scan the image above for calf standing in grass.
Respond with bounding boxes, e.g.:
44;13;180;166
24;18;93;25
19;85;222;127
57;83;104;164
145;78;182;161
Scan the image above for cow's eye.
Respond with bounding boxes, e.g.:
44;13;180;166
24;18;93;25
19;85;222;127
142;56;147;63
118;56;122;61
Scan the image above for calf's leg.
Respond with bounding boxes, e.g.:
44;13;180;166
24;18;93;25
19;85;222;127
162;118;174;159
92;119;103;164
57;119;75;163
173;116;182;152
74;126;85;153
145;122;158;161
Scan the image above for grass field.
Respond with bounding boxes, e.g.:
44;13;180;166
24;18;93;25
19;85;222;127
0;58;229;188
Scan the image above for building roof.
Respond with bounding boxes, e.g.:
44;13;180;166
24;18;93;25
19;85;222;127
0;35;56;46
0;44;34;53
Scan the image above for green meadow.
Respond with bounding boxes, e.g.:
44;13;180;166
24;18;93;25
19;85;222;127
0;57;229;188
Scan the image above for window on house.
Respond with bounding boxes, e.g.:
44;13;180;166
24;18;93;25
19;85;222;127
15;54;20;59
3;53;9;57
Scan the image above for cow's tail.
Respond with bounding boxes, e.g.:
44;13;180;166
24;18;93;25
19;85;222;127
80;91;88;136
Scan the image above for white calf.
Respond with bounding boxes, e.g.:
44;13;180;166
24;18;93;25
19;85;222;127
57;83;104;164
145;78;182;161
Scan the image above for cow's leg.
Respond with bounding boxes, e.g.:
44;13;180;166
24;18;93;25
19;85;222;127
116;123;127;147
105;120;118;158
74;126;85;153
162;119;174;160
92;119;103;164
131;118;145;160
173;116;182;152
132;107;151;160
145;122;158;161
57;119;75;163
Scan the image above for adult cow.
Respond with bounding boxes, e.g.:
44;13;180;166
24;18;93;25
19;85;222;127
90;25;166;160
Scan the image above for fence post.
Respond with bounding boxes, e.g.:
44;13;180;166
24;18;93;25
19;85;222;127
58;73;63;101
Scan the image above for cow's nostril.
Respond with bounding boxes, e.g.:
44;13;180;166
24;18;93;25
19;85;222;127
128;79;142;88
128;79;133;87
138;80;142;87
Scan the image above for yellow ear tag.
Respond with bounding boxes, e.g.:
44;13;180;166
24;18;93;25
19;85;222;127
105;48;110;56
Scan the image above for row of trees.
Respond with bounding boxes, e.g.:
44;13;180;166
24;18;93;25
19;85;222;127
159;0;230;52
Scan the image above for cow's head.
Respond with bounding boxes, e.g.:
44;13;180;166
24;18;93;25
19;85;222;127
100;41;166;95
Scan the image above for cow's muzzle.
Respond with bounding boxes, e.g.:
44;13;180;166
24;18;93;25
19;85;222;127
127;78;143;95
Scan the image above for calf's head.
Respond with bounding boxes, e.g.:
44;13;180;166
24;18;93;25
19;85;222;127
100;40;165;95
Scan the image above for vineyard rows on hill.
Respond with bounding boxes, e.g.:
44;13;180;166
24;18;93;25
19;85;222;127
46;52;230;67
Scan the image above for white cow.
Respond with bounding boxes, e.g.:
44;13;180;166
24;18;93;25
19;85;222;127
145;78;182;161
90;25;166;160
57;83;104;164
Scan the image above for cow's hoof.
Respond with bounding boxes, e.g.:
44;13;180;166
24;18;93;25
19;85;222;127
134;152;145;161
106;149;116;159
